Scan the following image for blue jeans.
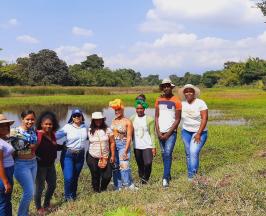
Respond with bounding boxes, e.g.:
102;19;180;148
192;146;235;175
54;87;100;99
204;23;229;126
159;132;177;180
14;159;37;216
60;149;84;200
0;166;14;216
113;139;133;189
181;129;208;178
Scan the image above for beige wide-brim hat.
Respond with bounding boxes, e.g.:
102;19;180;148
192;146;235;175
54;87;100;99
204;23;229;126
91;112;105;120
0;114;15;126
159;78;175;90
178;84;200;100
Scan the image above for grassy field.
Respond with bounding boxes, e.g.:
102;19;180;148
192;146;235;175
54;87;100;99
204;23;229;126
1;87;265;215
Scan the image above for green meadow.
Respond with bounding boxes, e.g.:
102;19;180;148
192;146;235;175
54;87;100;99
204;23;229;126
0;87;265;215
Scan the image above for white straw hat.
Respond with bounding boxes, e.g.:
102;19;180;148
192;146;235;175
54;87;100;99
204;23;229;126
159;78;175;89
178;84;200;100
91;112;105;120
0;114;15;125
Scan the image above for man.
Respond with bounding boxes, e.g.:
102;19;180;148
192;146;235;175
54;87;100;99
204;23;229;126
155;78;182;187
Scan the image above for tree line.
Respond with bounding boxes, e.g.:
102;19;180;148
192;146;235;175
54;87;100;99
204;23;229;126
0;49;266;88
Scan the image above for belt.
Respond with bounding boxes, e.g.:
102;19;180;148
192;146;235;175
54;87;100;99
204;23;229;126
65;147;84;154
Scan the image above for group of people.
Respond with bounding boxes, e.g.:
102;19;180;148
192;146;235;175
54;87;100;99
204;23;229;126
0;78;208;216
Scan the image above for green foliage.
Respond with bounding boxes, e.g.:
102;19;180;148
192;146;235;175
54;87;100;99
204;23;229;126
257;0;266;16
0;88;10;97
81;54;104;70
2;48;266;88
241;58;266;84
26;49;72;85
170;72;201;86
0;64;21;85
141;74;160;86
201;70;221;88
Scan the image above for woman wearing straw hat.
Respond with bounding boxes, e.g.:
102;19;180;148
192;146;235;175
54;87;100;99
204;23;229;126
178;84;208;180
109;99;137;190
0;114;15;216
56;108;88;201
86;112;115;193
155;78;182;187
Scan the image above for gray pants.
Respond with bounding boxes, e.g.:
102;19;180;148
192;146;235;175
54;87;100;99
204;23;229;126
34;164;56;209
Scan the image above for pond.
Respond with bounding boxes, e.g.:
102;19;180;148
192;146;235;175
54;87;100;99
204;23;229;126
1;104;245;128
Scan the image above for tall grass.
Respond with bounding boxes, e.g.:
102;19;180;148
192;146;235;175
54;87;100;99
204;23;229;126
3;87;266;215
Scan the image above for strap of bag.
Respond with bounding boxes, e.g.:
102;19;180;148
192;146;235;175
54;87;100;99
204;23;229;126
96;131;103;158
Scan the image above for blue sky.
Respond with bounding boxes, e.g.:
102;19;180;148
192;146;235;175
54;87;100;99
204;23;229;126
1;0;266;77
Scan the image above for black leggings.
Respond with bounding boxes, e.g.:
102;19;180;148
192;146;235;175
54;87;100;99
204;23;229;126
134;148;153;183
86;152;112;192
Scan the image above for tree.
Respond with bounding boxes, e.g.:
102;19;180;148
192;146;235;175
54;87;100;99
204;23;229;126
0;64;20;85
257;1;266;16
240;58;266;84
81;54;104;70
219;63;244;86
141;75;160;86
182;72;201;85
201;70;221;88
0;48;5;67
26;49;72;85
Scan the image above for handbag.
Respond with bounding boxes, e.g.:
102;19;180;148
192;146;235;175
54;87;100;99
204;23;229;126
97;132;108;169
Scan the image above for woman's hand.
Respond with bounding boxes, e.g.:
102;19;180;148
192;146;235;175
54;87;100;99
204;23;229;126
152;148;156;157
194;133;201;144
121;151;128;160
110;155;115;164
4;182;12;194
158;132;166;141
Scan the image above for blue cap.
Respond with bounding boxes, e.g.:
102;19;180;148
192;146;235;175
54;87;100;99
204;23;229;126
71;109;83;115
68;108;84;123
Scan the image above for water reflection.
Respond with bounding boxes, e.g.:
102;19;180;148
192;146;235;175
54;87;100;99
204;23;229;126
2;105;245;128
2;105;155;128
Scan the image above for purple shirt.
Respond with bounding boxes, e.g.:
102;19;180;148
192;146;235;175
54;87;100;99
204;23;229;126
0;138;14;168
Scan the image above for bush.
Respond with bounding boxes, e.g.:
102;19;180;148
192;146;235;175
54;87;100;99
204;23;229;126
0;88;10;97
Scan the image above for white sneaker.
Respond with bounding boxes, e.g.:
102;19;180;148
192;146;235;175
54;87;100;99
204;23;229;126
128;184;139;191
162;179;169;187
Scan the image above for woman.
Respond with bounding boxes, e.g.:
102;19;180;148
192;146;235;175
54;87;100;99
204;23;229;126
56;108;87;201
34;111;62;215
0;114;15;216
86;112;115;192
10;110;38;216
178;84;208;180
130;95;156;184
109;99;137;190
155;78;181;187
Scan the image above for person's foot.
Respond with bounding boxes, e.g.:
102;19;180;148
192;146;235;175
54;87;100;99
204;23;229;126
141;178;148;184
37;208;46;216
128;184;139;190
162;178;169;187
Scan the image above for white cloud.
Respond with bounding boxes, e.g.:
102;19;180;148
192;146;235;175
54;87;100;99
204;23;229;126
141;0;264;33
139;19;184;33
55;42;97;65
0;18;19;29
105;31;266;76
16;35;40;44
72;26;93;37
8;18;18;26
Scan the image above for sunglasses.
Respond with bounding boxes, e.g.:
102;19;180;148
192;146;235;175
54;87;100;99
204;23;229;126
72;114;82;118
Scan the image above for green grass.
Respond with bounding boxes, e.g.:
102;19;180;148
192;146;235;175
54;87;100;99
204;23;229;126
3;87;266;215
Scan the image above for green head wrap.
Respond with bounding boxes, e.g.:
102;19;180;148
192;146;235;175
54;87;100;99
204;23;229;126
134;99;149;109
